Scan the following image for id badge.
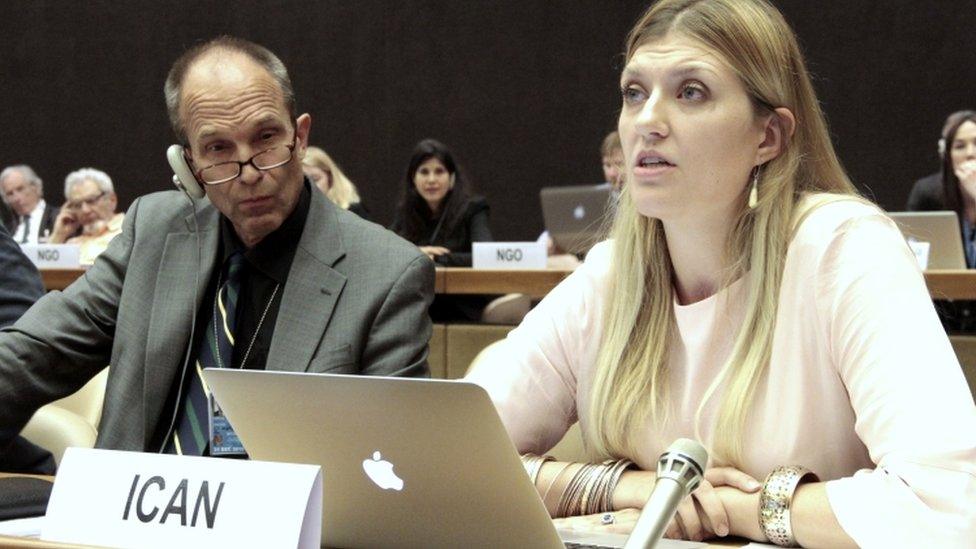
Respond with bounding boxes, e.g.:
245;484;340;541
208;394;247;456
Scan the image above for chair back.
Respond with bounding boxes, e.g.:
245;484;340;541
19;367;109;465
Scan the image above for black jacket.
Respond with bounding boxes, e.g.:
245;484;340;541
906;172;944;211
391;196;493;267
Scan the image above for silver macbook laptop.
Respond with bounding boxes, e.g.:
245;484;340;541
540;184;614;255
888;211;967;269
202;369;705;549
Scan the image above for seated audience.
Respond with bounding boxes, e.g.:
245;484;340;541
0;165;59;244
468;0;976;546
0;36;433;461
391;138;492;321
49;168;125;265
302;146;370;220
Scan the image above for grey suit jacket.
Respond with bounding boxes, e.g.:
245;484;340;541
0;189;434;452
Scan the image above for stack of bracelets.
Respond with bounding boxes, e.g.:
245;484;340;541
521;453;634;518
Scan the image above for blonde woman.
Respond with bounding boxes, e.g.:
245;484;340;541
302;146;369;219
467;0;976;546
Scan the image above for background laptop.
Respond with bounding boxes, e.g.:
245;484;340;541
540;184;613;255
888;211;967;269
203;370;704;549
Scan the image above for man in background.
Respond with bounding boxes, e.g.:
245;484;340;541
0;165;59;244
49;168;124;265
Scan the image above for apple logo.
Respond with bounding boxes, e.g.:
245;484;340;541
362;451;404;491
573;204;586;220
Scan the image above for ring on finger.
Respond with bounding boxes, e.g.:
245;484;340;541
601;513;616;525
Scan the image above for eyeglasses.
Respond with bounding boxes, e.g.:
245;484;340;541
194;140;297;185
65;191;107;210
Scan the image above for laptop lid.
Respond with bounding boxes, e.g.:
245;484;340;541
888;211;967;269
202;369;565;549
540;185;613;255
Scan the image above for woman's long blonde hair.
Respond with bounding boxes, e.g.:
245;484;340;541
303;146;362;210
587;0;860;466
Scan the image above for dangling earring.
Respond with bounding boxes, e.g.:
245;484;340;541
748;166;760;209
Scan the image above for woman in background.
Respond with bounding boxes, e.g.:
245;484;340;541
391;138;492;321
302;146;370;220
467;0;976;546
391;138;491;266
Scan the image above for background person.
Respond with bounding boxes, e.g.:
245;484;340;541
0;165;59;244
391;138;493;322
302;146;370;220
49;168;124;265
468;0;976;546
391;138;491;266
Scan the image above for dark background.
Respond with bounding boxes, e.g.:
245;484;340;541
1;1;972;240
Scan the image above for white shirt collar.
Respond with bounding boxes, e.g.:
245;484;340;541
26;199;46;219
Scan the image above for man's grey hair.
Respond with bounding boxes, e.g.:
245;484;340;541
0;165;43;202
64;168;114;198
163;36;297;144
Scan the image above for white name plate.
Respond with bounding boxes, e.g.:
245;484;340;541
473;242;547;269
43;447;322;549
19;244;81;268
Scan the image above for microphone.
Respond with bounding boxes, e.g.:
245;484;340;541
623;438;708;549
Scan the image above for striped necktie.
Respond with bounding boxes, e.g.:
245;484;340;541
167;251;245;455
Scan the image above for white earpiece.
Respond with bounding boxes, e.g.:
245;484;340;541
166;144;205;199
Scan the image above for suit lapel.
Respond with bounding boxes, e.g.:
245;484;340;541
142;203;219;442
266;191;347;372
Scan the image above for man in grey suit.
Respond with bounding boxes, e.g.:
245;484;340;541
0;37;433;457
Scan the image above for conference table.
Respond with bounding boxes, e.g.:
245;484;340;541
0;472;748;548
43;267;976;300
0;534;749;548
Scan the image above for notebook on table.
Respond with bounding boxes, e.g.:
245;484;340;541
203;369;705;549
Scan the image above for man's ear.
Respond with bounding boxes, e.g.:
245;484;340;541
295;113;312;160
756;107;796;165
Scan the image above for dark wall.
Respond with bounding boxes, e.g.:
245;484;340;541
1;1;973;240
